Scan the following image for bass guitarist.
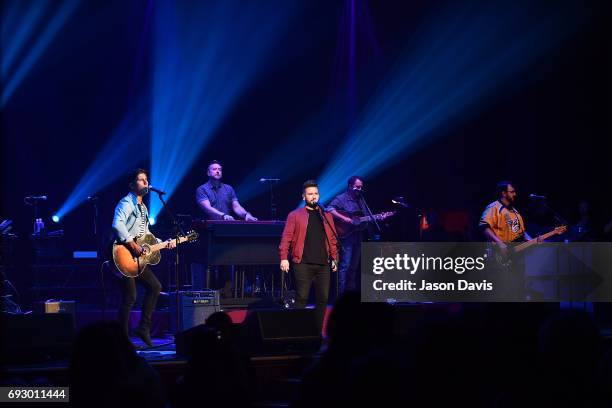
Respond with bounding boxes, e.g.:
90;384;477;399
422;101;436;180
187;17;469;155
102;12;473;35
480;180;566;261
479;181;533;251
112;168;175;347
479;181;534;299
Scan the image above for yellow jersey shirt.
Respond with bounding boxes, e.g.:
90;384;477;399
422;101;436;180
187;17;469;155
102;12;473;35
479;200;526;243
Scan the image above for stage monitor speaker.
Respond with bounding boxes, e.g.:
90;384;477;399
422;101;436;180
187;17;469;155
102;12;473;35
175;324;222;357
169;290;220;332
237;308;321;355
1;313;75;364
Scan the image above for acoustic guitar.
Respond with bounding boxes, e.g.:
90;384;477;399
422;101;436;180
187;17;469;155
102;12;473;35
334;210;395;238
112;231;198;277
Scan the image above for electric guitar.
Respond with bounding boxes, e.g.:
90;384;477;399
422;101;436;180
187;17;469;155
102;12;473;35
492;225;567;267
334;210;395;238
112;231;199;277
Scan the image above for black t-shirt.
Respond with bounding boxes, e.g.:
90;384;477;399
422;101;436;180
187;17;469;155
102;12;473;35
302;210;328;265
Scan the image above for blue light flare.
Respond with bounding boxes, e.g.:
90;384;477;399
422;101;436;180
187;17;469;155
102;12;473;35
317;2;588;203
55;100;150;219
238;0;381;205
149;0;299;220
236;110;342;203
1;0;80;106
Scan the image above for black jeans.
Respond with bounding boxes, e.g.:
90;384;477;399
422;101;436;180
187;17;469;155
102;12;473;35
117;266;161;335
293;262;330;333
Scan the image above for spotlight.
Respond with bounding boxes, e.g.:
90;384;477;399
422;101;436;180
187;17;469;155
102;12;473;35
52;215;60;223
317;2;583;202
149;0;297;221
149;217;156;226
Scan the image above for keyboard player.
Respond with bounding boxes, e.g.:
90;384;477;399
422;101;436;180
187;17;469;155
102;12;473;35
196;160;258;221
195;160;258;297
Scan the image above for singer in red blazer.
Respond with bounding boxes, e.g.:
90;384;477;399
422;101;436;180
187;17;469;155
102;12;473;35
279;180;338;333
279;207;339;264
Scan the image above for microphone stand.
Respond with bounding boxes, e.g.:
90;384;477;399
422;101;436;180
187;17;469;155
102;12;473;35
154;191;185;334
357;192;382;235
541;200;568;227
314;204;343;298
24;197;42;235
535;198;567;304
270;183;277;220
88;198;100;251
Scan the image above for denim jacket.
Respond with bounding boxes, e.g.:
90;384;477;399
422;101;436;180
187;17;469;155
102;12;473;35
112;192;151;243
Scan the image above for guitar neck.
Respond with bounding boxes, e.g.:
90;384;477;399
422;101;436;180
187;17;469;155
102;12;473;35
358;213;384;222
149;237;187;252
514;230;558;253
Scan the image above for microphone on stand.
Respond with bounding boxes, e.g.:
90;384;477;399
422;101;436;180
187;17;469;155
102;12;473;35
149;186;166;195
392;197;410;208
259;178;280;183
529;194;547;200
87;196;99;202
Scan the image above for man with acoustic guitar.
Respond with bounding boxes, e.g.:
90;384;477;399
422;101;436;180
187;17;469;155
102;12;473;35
112;168;176;347
327;176;393;294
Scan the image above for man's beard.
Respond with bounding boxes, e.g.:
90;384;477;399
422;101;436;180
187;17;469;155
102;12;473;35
305;201;318;209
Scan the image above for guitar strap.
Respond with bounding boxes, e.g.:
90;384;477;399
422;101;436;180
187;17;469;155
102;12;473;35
510;207;526;242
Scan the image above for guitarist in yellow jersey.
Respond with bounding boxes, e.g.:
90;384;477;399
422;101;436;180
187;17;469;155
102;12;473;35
112;168;175;347
479;181;535;299
479;181;533;250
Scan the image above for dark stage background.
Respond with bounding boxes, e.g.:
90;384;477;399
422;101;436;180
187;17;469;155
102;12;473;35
2;0;611;261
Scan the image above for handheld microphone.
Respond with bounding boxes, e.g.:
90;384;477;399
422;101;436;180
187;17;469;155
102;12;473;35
259;178;280;183
149;186;166;195
529;194;547;200
25;195;47;201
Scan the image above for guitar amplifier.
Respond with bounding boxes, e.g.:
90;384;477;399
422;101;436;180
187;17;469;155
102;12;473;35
169;290;221;332
35;300;76;316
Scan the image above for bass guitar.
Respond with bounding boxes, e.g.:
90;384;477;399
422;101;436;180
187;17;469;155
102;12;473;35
493;225;567;267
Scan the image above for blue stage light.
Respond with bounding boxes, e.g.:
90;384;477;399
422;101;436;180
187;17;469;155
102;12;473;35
236;110;341;203
2;0;80;105
55;100;150;219
148;217;156;226
237;0;378;204
52;215;60;223
317;2;587;203
149;0;298;221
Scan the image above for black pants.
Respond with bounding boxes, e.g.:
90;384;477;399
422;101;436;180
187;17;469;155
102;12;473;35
338;233;362;294
293;262;330;333
117;266;161;335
